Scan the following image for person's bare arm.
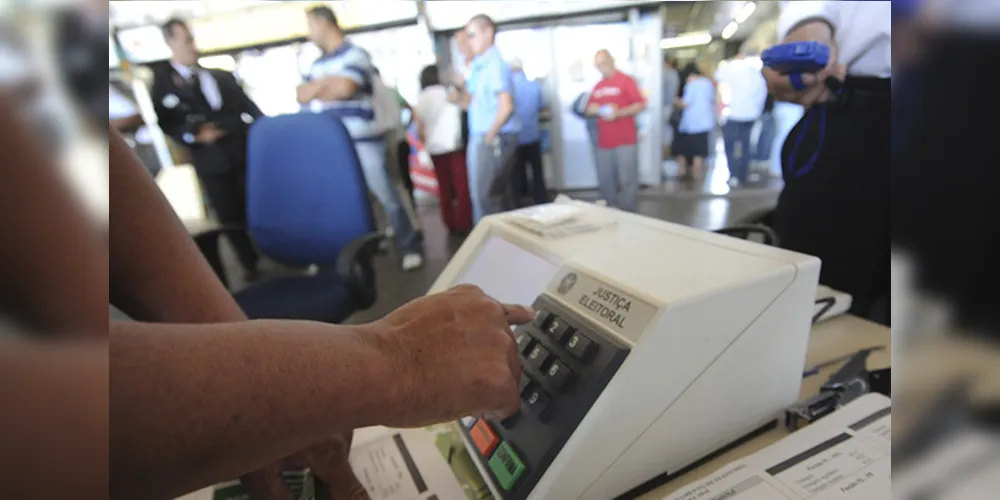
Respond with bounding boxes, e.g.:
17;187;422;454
0;98;108;333
0;339;108;499
110;320;391;500
110;113;145;134
112;285;533;500
484;91;514;143
298;77;360;104
108;126;246;323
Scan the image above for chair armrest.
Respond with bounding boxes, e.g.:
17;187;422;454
192;225;249;290
336;232;384;310
713;223;780;247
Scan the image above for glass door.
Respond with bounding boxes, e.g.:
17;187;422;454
551;22;631;190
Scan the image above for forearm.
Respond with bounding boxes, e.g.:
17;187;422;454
1;340;108;498
486;95;513;139
620;101;646;117
111;114;145;134
110;320;395;500
108;128;245;323
0;98;108;333
313;78;358;102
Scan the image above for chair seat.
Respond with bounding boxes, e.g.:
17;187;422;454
234;272;355;323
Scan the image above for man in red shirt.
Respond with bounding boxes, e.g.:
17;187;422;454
586;49;646;212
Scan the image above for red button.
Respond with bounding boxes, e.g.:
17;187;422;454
470;419;500;457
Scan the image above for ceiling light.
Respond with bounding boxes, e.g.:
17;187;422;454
660;31;713;50
721;21;739;40
735;2;757;23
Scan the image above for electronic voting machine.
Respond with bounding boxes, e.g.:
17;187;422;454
428;198;821;500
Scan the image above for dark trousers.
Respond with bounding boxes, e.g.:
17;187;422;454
198;168;259;272
431;150;472;233
512;141;548;206
396;139;415;204
773;78;890;323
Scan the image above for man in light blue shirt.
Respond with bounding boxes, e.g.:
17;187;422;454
509;58;547;206
451;14;520;222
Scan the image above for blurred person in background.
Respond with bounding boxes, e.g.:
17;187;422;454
661;56;680;162
509;57;548;206
449;14;520;222
152;18;261;281
373;66;418;206
415;65;471;235
56;0;108;128
572;89;600;158
298;5;424;271
750;93;776;176
764;1;890;324
109;79;160;178
672;62;715;183
585;49;646;212
715;48;767;187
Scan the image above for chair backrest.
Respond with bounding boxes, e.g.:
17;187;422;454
247;112;375;266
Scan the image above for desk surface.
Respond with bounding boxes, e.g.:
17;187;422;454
638;314;891;499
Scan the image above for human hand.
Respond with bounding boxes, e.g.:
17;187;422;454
762;24;846;107
364;284;534;427
585;103;599;116
195;123;226;144
449;71;466;88
295;83;316;105
602;105;619;121
242;432;369;500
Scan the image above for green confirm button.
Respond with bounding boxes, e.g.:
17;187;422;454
488;441;526;491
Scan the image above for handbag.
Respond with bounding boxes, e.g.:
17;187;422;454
405;127;439;197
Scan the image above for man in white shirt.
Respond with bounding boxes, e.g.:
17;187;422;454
716;49;767;186
764;1;891;324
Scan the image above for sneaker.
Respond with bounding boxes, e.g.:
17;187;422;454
402;253;424;271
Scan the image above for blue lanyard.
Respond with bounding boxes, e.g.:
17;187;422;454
785;80;845;178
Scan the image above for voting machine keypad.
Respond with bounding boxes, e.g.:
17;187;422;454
460;294;630;500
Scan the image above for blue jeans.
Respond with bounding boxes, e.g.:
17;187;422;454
722;119;755;183
753;112;776;162
354;140;421;254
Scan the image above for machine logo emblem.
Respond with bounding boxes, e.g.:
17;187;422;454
557;273;577;295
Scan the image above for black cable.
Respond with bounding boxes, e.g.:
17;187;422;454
712;223;779;247
813;296;836;324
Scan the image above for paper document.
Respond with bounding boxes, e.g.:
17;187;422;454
349;425;479;500
664;394;890;500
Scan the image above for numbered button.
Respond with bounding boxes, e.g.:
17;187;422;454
543;315;574;343
565;332;597;363
514;329;534;355
523;387;553;421
519;373;533;396
543;359;574;391
525;344;551;371
532;309;552;328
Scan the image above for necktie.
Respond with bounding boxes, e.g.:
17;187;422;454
186;71;212;111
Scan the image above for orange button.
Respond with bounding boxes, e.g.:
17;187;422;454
470;419;500;457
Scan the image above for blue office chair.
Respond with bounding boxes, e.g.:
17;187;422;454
195;112;381;323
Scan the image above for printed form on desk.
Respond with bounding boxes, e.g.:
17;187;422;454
664;394;890;500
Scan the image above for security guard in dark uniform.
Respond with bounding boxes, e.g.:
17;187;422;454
151;18;262;278
763;1;891;324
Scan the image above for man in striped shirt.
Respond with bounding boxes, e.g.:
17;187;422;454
296;5;423;271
